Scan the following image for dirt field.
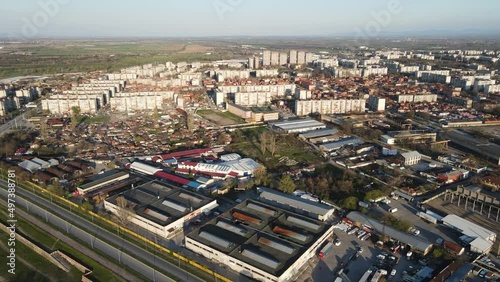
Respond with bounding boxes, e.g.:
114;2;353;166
178;44;213;54
197;110;244;126
426;196;500;234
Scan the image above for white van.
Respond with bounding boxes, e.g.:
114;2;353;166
389;208;398;213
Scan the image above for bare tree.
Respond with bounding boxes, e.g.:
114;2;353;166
268;133;277;157
115;196;135;227
259;131;268;156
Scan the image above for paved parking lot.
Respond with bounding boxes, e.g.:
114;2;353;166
373;198;458;244
296;224;424;282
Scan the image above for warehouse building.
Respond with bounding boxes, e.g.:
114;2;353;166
347;211;433;255
298;128;338;140
444;130;500;165
77;171;130;196
441;215;496;254
105;181;217;238
185;199;334;282
257;187;335;221
269;119;326;134
319;137;364;152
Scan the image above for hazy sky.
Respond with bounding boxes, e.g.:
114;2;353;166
2;0;500;38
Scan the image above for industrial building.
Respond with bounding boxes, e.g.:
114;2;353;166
185;199;334;282
319;137;364;152
77;171;130;196
269;119;326;134
383;131;437;144
105;181;217;238
347;212;433;255
227;103;279;122
400;151;422;166
444;130;500;165
441;215;496;254
298;128;338;140
257;187;335;221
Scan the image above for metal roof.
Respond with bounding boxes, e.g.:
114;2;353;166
442;214;495;241
247;202;277;216
215;220;248;236
258;237;295;255
286;215;321;231
347;211;432;253
199;231;233;249
130;162;162;175
259;188;334;218
299;128;338;139
241;249;280;270
320;137;364;150
18;160;41;173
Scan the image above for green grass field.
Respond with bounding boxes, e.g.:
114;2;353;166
197;109;246;125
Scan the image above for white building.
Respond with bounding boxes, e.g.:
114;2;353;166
294;99;366;116
367;96;386;112
400;151;421;166
104;181;218;239
185;199;334;282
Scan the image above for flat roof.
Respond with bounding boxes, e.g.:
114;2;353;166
347;211;432;253
106;180;215;226
80;171;129;190
320;137;364;150
442;214;495;241
299;128;338;139
258;187;334;218
187;199;332;277
446;130;500;161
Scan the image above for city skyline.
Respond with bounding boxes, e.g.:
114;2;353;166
1;0;500;38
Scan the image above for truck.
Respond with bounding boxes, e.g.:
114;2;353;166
359;201;370;208
370;270;386;282
358;269;373;282
416;212;438;224
318;242;334;260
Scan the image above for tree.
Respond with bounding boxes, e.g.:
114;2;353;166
268;133;277;157
253;165;267;186
341;196;358;210
364;189;384;202
47;183;65;197
115;196;135;227
340;121;353;134
259;131;268;156
71;106;81;116
81;201;94;212
432;248;444;259
278;175;296;193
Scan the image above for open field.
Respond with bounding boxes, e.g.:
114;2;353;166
0;40;232;79
197;109;246;125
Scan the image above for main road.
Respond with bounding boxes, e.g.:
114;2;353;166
0;179;204;282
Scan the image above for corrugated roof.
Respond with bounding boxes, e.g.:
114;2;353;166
199;231;233;249
442;214;495;241
286;215;321;231
347;211;432;253
241;249;280;270
259;188;334;217
258;237;295;255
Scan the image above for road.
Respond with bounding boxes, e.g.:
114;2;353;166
0;179;204;282
0;113;33;136
0;197;142;282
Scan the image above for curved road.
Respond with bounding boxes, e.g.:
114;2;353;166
0;179;203;282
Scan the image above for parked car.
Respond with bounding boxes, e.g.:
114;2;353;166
334;239;341;246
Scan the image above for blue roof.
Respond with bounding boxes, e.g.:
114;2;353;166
188;181;202;189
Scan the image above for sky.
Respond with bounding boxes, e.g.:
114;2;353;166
1;0;500;38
